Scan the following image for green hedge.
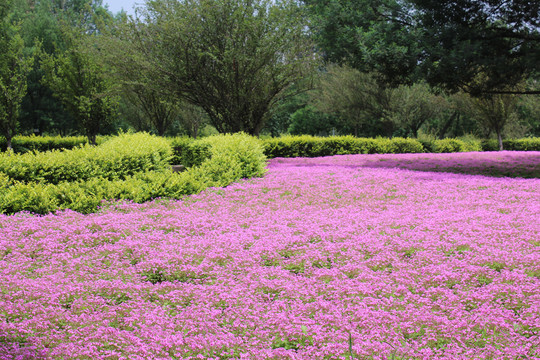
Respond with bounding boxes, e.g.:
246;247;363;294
169;137;212;167
0;133;172;184
261;135;424;158
0;135;104;153
423;138;482;153
0;133;267;215
481;138;540;151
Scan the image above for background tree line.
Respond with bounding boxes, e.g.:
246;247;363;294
0;0;538;150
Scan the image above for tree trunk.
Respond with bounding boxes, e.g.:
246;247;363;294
497;131;504;151
6;136;12;152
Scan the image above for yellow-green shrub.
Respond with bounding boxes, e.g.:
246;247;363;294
0;133;172;184
0;135;105;153
169;137;212;167
0;133;267;215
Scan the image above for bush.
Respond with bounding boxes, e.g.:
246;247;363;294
0;133;267;215
169;137;212;167
481;138;540;151
262;135;424;158
0;135;105;153
0;133;172;184
192;133;267;187
431;139;468;153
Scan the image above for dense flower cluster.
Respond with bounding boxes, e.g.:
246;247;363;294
0;151;539;359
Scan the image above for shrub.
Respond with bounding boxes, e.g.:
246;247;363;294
0;133;267;215
169;137;212;167
481;138;540;151
192;133;267;187
0;135;104;153
431;139;469;153
261;135;424;158
0;132;172;184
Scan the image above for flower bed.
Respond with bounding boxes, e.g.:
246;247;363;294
0;152;539;359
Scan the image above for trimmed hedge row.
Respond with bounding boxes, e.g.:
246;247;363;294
480;138;540;151
0;133;267;215
261;136;540;158
3;135;539;158
262;136;424;158
0;133;172;184
419;138;482;153
0;135;104;153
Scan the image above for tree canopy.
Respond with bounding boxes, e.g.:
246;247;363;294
118;0;319;136
304;0;540;95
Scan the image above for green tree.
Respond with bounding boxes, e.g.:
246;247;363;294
11;0;116;136
312;65;394;137
385;82;443;137
303;0;540;95
177;102;208;139
98;25;181;137
469;93;520;150
41;27;118;145
122;88;179;136
0;7;34;150
120;0;318;136
288;105;338;136
517;94;540;137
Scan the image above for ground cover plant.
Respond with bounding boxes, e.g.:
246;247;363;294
0;151;539;359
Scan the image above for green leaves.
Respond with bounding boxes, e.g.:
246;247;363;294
0;10;34;149
122;0;318;135
304;0;540;95
40;25;118;145
0;132;267;214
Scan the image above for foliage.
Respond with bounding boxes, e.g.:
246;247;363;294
468;93;521;150
40;25;118;145
0;133;267;214
0;134;100;153
177;102;209;139
288;105;339;136
0;7;34;150
120;0;319;135
98;22;180;137
14;0;116;137
0;132;172;184
430;139;481;153
303;0;540;95
192;133;267;187
481;138;540;152
262;135;424;158
408;0;540;95
169;137;212;168
385;82;444;138
311;65;394;137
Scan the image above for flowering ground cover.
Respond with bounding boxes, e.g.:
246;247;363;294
0;151;539;359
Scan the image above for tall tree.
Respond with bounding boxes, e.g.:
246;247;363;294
311;65;394;137
303;0;540;95
0;4;34;150
385;82;443;137
40;27;118;145
12;0;116;137
119;0;318;136
469;93;520;150
98;26;181;137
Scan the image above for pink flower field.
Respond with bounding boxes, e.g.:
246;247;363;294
1;151;539;359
